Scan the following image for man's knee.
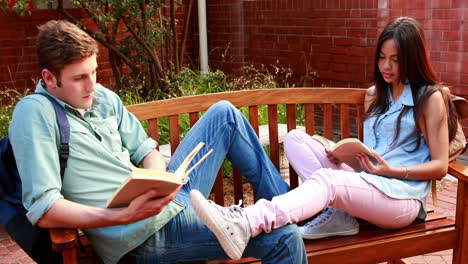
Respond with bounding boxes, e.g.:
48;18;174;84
210;100;236;112
204;100;240;123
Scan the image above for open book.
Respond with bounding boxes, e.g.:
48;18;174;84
311;134;373;172
106;142;213;208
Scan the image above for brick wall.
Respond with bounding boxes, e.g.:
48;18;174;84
206;0;467;95
378;0;467;95
1;10;56;93
0;2;194;93
1;1;466;96
0;9;107;93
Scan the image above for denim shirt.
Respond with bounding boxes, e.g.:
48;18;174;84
360;84;431;220
9;83;185;264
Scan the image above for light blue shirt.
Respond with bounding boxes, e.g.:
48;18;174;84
9;83;185;264
361;84;431;220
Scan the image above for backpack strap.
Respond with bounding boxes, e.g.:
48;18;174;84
34;93;70;179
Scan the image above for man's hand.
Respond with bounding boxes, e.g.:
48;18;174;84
37;182;182;229
122;184;182;224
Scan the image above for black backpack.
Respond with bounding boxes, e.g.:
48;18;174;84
0;93;70;264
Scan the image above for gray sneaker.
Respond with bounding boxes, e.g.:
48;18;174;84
300;207;359;239
190;189;251;260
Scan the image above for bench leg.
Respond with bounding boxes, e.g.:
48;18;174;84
62;247;78;264
453;181;468;264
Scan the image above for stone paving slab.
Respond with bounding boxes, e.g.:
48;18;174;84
0;178;458;264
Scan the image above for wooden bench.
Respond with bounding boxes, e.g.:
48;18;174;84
49;88;468;264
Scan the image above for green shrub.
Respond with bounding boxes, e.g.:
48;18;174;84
0;89;30;138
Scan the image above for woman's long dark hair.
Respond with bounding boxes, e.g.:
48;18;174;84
367;17;457;150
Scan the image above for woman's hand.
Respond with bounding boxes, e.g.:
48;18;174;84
325;149;341;164
357;150;393;176
122;185;182;224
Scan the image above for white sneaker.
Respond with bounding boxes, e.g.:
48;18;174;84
190;189;251;260
300;207;359;239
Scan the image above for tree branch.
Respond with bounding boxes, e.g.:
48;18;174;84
121;15;164;75
179;0;193;68
56;0;139;73
170;0;179;72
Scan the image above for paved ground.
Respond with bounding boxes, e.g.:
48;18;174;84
0;228;35;264
0;177;459;264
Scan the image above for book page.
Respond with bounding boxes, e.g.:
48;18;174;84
331;139;372;171
333;138;363;149
311;134;334;150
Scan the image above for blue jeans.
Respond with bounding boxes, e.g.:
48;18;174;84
129;101;306;264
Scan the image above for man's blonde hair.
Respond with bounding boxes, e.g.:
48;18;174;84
37;20;98;77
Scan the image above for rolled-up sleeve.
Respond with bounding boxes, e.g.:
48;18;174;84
131;137;158;165
9;97;64;225
26;190;63;225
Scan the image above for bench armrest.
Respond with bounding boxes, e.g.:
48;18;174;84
49;228;79;252
448;160;468;183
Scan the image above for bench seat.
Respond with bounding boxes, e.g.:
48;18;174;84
205;211;456;264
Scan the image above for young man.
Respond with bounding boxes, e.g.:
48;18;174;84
9;20;306;264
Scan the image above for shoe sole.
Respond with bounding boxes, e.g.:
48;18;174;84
301;228;359;240
190;190;243;260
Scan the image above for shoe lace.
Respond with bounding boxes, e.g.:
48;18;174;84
209;199;245;219
304;207;335;228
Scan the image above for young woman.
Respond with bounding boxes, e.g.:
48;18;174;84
189;17;457;260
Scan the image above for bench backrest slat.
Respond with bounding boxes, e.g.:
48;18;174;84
323;104;333;139
268;105;280;170
249;106;260;136
127;88;367;206
305;103;315;135
213;170;224;205
169;115;180;154
233;168;243;205
340;104;350;139
286;104;298;188
189;112;199;127
148;119;159;149
357;105;365;141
